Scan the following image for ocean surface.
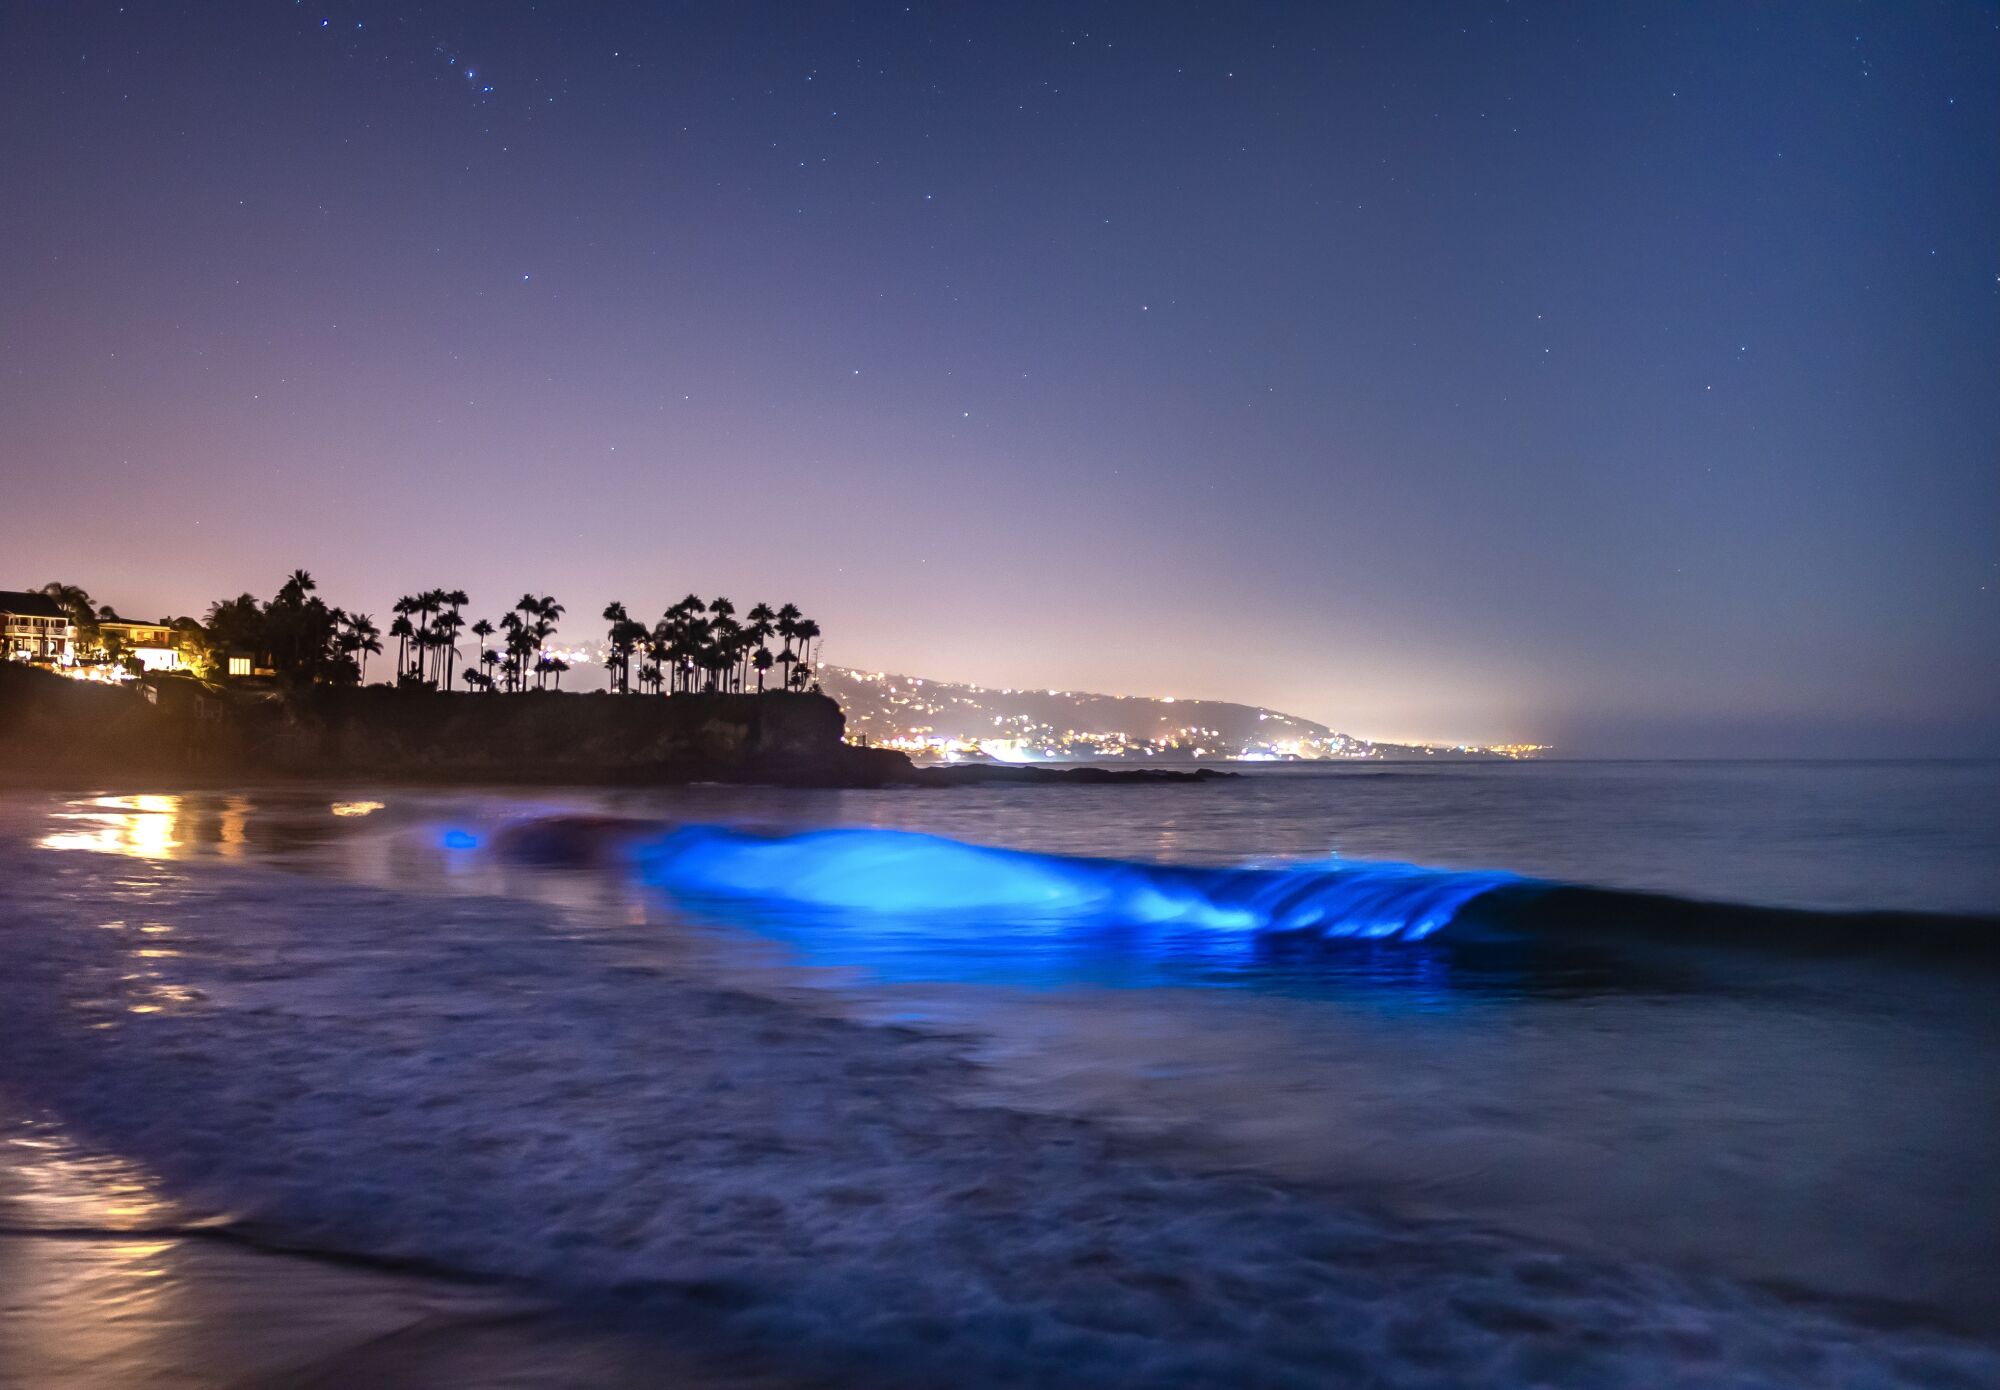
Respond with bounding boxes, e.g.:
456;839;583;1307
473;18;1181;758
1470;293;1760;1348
2;760;1997;1387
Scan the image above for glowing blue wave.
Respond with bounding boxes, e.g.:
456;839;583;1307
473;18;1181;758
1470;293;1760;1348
631;825;1518;943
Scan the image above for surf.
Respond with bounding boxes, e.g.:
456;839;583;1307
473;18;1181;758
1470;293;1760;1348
479;817;2000;962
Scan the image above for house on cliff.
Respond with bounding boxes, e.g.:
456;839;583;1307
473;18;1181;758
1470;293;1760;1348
0;591;75;665
98;617;193;673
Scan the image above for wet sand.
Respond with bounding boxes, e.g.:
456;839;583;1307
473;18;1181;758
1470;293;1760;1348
0;1115;828;1390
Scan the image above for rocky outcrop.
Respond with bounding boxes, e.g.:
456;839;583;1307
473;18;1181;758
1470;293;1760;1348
0;666;892;786
277;686;868;782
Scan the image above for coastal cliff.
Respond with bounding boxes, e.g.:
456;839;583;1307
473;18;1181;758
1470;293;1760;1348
0;666;1226;788
0;666;901;786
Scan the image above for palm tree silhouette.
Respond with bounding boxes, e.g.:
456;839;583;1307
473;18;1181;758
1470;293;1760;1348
499;610;528;692
279;570;316;605
792;617;821;688
470;618;494;676
388;612;414;680
532;595;563;680
775;603;800;669
342;613;382;683
439;590;469;691
391;597;416;678
604;601;646;693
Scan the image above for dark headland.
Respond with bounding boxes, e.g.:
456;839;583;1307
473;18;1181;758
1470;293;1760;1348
0;664;1230;790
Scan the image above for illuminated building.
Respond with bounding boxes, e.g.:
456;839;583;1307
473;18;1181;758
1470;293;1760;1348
0;591;75;664
97;619;191;673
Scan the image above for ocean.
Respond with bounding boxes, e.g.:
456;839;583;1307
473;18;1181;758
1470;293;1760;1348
2;760;1996;1387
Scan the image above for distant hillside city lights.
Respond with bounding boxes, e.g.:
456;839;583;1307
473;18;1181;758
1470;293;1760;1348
820;668;1546;763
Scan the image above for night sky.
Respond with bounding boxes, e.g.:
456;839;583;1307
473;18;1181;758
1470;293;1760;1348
3;2;1995;753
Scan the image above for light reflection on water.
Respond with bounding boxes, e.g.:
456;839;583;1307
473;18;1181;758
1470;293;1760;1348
0;1118;184;1385
38;795;187;860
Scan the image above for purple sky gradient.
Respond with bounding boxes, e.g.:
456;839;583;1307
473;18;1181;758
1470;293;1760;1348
3;2;1995;752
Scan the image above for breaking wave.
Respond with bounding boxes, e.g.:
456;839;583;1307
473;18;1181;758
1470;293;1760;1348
628;824;1516;942
479;818;2000;961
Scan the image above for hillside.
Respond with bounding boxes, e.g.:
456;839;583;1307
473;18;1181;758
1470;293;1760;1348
820;667;1526;760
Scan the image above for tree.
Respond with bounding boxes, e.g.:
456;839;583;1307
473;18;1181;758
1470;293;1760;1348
341;612;382;683
39;582;100;658
775;602;801;667
745;603;776;691
439;590;469;692
277;569;316;606
753;644;774;693
499;610;530;692
792;617;821;688
206;594;265;669
263;572;342;683
511;594;562;687
391;597;418;676
409;590;437;684
388;613;415;680
168;616;214;676
603;601;633;693
470;618;494;678
199;573;349;685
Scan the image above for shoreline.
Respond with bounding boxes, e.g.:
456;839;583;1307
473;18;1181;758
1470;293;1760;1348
0;761;1237;794
0;1124;799;1390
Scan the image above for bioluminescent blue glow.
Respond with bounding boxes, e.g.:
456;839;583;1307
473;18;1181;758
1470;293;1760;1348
631;825;1517;944
440;828;481;850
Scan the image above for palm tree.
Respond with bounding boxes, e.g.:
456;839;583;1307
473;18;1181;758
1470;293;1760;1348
480;647;501;691
517;594;561;683
470;618;494;676
413;589;444;686
753;644;774;693
38;582;98;660
775;602;801;665
342;613;382;683
793;617;821;688
278;570;316;605
388;613;415;679
602;601;631;693
439;590;469;691
744;603;776;690
499;610;527;692
658;596;704;693
645;621;670;695
391;597;417;677
510;596;541;685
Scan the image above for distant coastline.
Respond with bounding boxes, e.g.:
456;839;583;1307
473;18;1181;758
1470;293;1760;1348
823;666;1547;764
